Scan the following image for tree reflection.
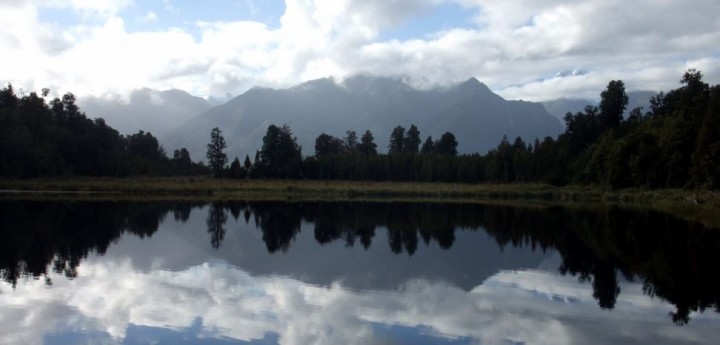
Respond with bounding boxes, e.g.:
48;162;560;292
173;203;192;222
0;200;200;287
206;202;227;249
250;202;302;253
1;200;719;325
243;201;720;324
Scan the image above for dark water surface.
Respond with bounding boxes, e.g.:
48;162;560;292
1;200;719;344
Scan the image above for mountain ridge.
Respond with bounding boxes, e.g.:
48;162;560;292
79;88;212;137
162;75;564;161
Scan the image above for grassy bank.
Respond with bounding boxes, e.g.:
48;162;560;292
1;177;718;228
0;177;609;200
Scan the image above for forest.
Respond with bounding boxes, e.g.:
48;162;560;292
0;87;208;177
1;69;718;189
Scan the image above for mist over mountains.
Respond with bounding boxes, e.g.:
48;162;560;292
162;76;564;162
76;77;660;163
79;88;213;137
541;91;657;121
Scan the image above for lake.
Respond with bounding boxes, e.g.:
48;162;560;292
1;200;719;344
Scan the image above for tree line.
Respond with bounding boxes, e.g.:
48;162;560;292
2;69;718;189
0;87;208;177
209;69;720;189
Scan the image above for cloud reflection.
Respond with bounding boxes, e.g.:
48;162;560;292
1;259;717;345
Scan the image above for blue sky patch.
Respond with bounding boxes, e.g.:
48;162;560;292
380;2;476;41
370;322;473;345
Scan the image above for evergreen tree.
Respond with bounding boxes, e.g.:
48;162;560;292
679;69;709;119
421;136;435;154
436;132;458;156
243;154;252;172
258;124;302;178
344;130;358;153
126;131;164;160
250;150;262;178
599;80;628;131
229;157;242;179
125;130;168;175
403;124;421;153
173;148;192;173
563;105;601;157
0;83;18;109
691;85;720;187
388;126;405;154
315;133;344;158
206;127;228;176
358;130;377;155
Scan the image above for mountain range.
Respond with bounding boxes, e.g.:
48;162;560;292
79;77;655;163
161;75;564;161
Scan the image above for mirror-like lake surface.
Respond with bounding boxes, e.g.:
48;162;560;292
1;200;719;344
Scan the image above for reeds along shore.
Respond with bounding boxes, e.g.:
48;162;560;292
1;177;718;229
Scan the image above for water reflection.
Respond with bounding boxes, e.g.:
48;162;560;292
0;200;719;343
207;201;227;249
3;260;718;345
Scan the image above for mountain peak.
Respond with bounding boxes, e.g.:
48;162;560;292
460;77;490;91
464;76;481;85
291;77;339;92
163;76;562;161
451;77;496;100
341;74;414;93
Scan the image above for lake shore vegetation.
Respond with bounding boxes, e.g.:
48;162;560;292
1;69;719;222
1;178;719;229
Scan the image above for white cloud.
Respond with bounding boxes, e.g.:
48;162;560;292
137;10;158;23
1;262;717;345
161;0;179;15
0;0;718;101
40;0;133;18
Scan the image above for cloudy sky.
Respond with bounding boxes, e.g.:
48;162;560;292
1;0;719;101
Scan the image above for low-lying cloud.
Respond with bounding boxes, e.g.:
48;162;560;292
1;0;718;101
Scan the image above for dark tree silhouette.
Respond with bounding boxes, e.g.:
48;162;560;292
436;132;458;156
173;148;192;173
257;124;302;179
388;126;405;154
206;202;227;249
228;157;244;179
315;133;344;158
206;127;228;177
343;130;358;153
421;136;435;154
599;80;628;131
358;130;378;155
403;124;421;153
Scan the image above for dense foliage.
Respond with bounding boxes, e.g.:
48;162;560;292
0;86;208;177
544;69;720;189
2;69;717;189
229;69;719;189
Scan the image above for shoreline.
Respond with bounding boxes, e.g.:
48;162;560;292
1;177;718;228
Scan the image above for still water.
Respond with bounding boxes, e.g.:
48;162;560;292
0;200;719;344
